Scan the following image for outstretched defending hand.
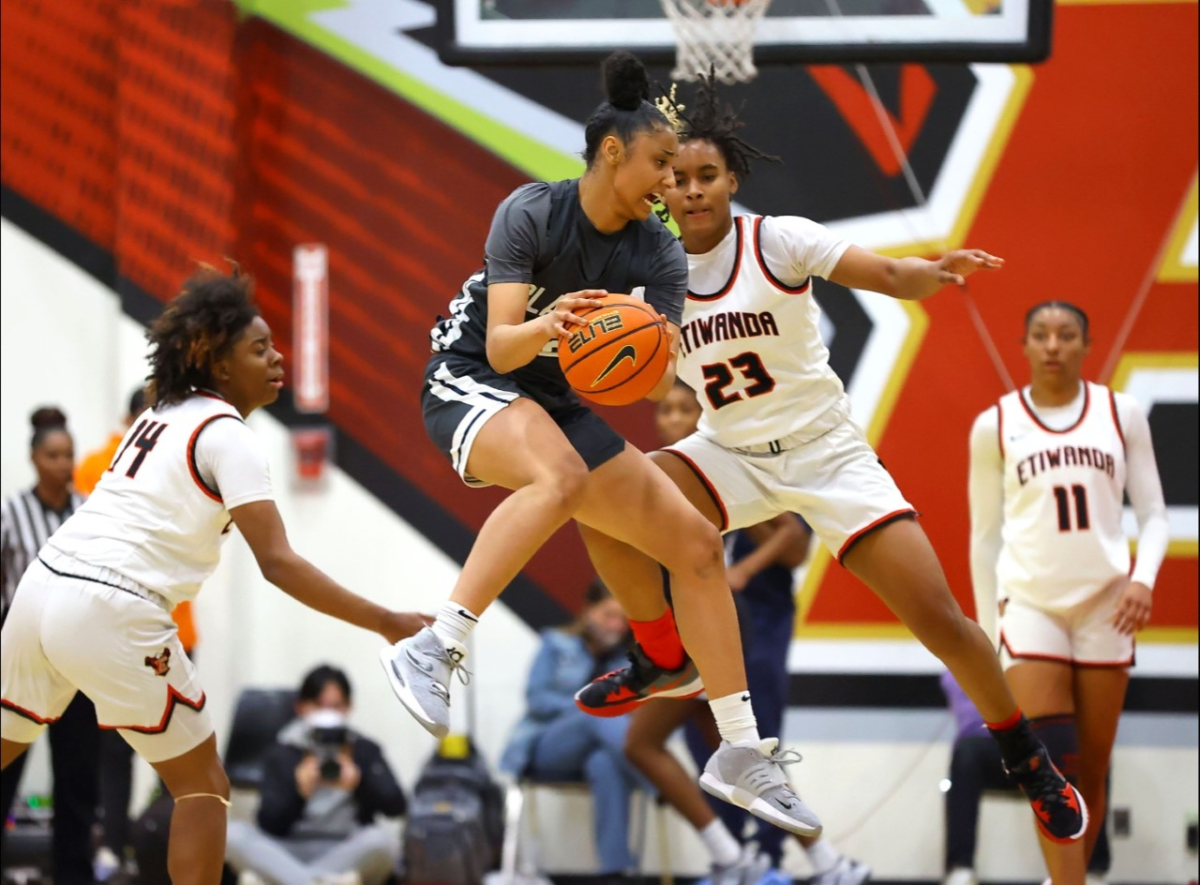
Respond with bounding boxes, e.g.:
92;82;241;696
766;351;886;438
935;249;1005;286
379;611;435;644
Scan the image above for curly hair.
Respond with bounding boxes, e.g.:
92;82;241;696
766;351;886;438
673;69;779;178
146;265;260;407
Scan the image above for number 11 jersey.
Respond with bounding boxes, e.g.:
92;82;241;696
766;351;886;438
46;393;274;608
995;382;1130;610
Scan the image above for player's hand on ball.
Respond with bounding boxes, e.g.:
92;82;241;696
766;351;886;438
1110;578;1152;635
546;290;607;338
936;249;1004;286
379;610;434;644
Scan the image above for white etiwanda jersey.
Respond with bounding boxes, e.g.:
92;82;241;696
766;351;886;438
675;215;852;448
46;394;273;608
995;381;1129;609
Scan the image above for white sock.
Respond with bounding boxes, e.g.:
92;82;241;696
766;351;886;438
431;601;480;648
710;692;760;745
804;836;841;875
698;819;741;866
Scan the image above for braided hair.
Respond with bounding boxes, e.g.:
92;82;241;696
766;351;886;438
145;265;260;407
674;69;779;178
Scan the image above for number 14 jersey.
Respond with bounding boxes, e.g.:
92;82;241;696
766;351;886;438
675;215;852;449
47;394;274;608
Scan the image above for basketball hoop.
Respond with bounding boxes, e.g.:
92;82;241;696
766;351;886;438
660;0;772;85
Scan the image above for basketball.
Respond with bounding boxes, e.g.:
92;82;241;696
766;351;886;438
558;294;670;406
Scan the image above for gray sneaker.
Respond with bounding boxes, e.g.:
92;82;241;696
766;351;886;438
379;627;469;738
709;844;772;885
809;858;872;885
700;738;822;837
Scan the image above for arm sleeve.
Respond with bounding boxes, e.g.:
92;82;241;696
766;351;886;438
758;216;853;286
968;407;1005;648
483;184;551;285
353;738;407;819
641;231;688;327
255;745;307;836
193;418;274;510
1116;394;1169;589
524;634;577;720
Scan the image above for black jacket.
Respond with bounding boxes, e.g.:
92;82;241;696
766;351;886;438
256;731;407;837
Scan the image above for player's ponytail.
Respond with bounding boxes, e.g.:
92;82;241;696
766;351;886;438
603;50;651;111
583;51;672;167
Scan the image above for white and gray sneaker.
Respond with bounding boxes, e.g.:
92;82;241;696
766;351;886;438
379;626;469;738
708;844;772;885
809;858;872;885
700;738;822;837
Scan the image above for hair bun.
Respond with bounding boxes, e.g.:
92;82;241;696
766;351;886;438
30;406;67;431
603;51;650;111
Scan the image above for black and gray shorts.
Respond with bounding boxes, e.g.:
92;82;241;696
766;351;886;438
421;353;626;487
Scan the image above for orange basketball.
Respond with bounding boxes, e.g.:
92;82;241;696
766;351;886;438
558;294;670;406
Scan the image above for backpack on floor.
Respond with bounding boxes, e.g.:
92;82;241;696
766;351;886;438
403;741;504;885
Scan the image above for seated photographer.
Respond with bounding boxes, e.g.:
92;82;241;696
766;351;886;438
227;665;406;885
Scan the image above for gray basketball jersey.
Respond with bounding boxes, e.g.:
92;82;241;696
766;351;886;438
430;179;687;410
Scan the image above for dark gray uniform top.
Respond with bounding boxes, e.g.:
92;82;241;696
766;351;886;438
430;178;687;411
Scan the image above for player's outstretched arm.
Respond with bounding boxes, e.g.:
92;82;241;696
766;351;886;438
229;499;429;643
830;246;1004;301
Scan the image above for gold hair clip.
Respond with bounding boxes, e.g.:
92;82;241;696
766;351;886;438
655;84;686;133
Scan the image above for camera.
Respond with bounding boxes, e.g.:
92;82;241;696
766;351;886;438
310;725;348;781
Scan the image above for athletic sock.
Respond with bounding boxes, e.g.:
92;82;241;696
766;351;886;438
804;836;841;875
1029;713;1080;782
431;601;480;648
985;708;1040;770
710;692;760;745
699;819;742;866
629;607;686;670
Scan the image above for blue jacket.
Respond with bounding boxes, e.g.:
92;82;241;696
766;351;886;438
500;628;627;776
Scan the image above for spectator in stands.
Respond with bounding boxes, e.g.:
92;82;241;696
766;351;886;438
940;671;1112;885
226;665;406;885
75;386;200;880
501;578;643;881
0;407;98;885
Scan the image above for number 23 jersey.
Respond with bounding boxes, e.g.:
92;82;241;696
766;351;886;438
46;394;274;608
994;382;1129;609
675;215;852;449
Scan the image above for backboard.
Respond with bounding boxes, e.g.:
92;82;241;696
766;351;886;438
435;0;1053;67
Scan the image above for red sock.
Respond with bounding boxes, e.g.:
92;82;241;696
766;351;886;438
630;608;686;670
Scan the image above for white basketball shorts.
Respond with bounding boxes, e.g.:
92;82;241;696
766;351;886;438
1;557;212;763
999;580;1135;670
663;418;916;560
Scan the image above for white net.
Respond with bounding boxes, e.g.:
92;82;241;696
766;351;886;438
660;0;773;85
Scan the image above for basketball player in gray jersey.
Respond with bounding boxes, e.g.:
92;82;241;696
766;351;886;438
430;176;687;413
382;52;825;839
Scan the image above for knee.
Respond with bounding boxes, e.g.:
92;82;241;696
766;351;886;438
666;519;724;580
534;453;589;517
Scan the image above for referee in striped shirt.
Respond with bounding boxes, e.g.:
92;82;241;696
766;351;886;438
0;407;98;885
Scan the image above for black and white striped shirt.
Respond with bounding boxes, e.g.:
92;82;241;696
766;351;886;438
1;487;85;622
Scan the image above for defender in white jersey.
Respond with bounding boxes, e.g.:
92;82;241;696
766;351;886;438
575;75;1089;859
0;268;426;885
970;302;1167;875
